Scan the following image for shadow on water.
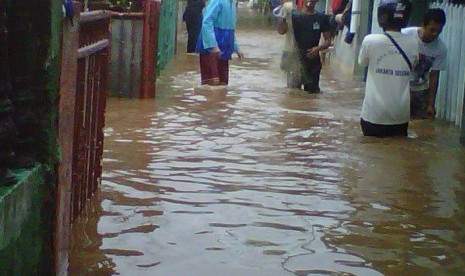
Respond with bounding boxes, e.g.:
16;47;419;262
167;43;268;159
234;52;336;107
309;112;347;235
69;2;465;276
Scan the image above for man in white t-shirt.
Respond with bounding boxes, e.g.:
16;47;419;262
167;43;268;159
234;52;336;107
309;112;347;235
402;9;447;119
358;0;418;137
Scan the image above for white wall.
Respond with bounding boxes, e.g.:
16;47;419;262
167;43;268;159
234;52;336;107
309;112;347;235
331;27;359;79
371;0;383;34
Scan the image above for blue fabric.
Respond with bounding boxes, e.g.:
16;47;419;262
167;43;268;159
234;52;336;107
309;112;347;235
195;0;238;59
196;27;235;59
63;0;74;20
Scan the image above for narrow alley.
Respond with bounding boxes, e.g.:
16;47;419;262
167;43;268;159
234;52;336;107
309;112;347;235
69;5;465;276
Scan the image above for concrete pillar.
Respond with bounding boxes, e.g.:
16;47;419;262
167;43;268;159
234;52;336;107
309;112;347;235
353;0;374;81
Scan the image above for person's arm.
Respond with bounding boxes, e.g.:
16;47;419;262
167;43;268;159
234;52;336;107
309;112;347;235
307;31;332;57
201;0;221;54
426;70;440;117
307;16;332;58
233;37;244;59
358;37;369;67
277;18;288;34
426;46;446;118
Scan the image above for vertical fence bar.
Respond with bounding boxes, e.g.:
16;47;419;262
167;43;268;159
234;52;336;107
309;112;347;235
141;0;160;98
71;10;111;220
430;2;465;140
96;16;110;191
462;82;465;145
56;2;81;274
73;57;86;220
457;5;465;130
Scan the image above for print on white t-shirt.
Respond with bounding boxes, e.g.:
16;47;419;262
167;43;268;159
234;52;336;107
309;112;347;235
358;31;419;125
402;27;447;91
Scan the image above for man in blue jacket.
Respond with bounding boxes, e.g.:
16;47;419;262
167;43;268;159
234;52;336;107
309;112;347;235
196;0;244;86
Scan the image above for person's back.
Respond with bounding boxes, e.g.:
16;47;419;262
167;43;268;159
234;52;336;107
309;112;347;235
358;0;418;137
359;33;418;125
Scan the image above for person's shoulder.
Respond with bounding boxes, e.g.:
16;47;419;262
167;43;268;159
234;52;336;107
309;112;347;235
435;38;448;54
363;34;386;43
206;0;220;5
398;33;419;49
401;26;419;36
395;32;416;43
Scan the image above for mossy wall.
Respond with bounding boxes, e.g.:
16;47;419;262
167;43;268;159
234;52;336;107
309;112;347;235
0;0;62;274
0;167;46;275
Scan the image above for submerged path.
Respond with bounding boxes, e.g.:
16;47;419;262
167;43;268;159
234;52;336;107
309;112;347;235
69;6;465;276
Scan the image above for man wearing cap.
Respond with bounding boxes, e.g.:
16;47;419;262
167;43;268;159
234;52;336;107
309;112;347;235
358;0;419;137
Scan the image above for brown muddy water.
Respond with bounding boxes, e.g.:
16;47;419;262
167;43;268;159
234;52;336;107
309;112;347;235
69;5;465;276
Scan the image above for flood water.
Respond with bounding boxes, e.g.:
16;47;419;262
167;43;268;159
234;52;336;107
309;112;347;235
69;5;465;276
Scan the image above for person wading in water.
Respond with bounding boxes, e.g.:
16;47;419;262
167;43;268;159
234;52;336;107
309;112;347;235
195;0;244;87
278;0;331;93
183;0;205;54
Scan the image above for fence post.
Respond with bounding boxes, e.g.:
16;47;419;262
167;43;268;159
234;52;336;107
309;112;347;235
140;0;160;98
140;0;152;98
56;2;81;275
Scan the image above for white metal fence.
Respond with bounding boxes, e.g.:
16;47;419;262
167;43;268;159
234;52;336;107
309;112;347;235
430;2;465;128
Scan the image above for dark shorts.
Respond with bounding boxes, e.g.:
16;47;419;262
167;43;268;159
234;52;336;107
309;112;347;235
300;53;322;93
360;118;408;138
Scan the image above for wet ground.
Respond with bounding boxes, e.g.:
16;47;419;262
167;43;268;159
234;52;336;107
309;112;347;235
69;5;465;276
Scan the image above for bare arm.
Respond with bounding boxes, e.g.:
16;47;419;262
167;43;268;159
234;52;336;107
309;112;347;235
277;18;288;35
426;70;440;117
307;31;332;57
319;31;332;50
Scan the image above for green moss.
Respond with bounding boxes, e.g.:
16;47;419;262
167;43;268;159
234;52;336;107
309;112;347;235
0;166;44;276
0;0;63;274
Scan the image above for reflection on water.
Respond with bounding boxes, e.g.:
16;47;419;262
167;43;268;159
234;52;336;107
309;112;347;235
69;4;465;276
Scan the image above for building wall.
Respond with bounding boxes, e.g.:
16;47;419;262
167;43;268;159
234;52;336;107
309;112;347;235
0;0;62;274
0;167;46;275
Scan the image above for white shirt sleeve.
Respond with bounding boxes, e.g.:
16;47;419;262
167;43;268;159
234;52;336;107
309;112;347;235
431;46;447;71
358;37;370;67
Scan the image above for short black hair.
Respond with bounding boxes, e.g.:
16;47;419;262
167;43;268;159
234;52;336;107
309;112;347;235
423;8;446;26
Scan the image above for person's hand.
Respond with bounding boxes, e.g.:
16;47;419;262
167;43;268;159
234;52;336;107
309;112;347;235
235;50;244;59
306;46;320;58
426;105;435;118
210;47;221;56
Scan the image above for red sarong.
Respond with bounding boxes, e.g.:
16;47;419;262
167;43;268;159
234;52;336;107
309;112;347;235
199;53;229;85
